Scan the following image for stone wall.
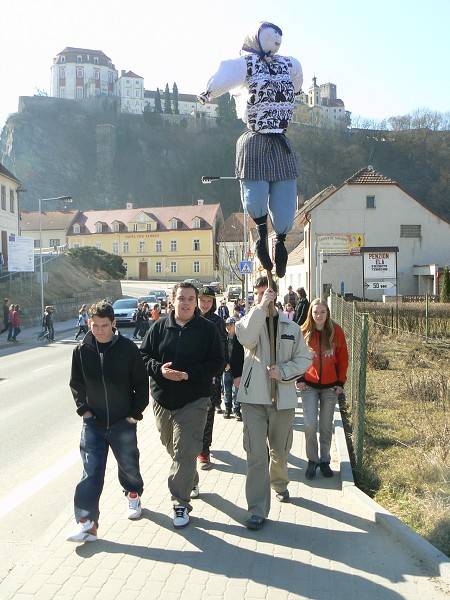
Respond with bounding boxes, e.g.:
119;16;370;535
19;280;122;327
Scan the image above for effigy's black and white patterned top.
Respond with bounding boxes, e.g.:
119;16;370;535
202;52;303;181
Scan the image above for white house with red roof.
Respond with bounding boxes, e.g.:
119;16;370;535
283;166;450;300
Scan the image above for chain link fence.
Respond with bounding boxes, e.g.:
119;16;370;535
330;292;368;468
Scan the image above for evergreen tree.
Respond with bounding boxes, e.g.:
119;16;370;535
154;88;162;113
164;83;173;114
440;265;450;302
173;82;179;115
216;93;238;126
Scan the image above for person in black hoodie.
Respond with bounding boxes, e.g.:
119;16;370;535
140;282;224;528
67;300;149;543
196;286;229;469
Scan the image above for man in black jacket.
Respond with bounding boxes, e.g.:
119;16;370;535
67;300;149;543
140;282;225;528
293;287;309;326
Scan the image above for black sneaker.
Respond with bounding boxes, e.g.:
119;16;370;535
319;462;334;477
234;410;243;422
223;409;232;419
275;489;290;502
305;460;318;480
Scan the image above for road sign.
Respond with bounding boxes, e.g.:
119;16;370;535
240;260;252;274
364;281;396;290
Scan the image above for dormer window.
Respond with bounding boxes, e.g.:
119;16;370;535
94;56;99;64
77;55;82;63
113;223;120;232
73;224;80;234
95;223;102;233
171;219;178;230
193;217;201;229
133;224;139;231
60;56;65;64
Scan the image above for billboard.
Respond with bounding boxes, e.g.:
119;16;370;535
7;234;35;272
363;251;397;278
317;234;364;256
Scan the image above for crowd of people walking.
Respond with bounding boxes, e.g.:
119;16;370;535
65;279;348;541
0;298;22;342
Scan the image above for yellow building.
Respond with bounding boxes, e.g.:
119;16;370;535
67;201;223;281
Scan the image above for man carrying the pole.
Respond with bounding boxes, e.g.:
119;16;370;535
199;21;303;278
235;276;311;530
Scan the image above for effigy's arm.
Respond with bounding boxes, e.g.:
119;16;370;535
198;57;247;103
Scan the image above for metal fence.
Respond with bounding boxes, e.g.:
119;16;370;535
330;292;368;468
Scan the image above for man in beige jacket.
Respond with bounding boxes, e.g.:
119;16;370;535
235;276;312;530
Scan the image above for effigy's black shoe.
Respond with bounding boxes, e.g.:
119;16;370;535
255;237;273;271
274;238;288;278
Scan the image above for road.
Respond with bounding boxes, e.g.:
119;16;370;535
0;279;224;583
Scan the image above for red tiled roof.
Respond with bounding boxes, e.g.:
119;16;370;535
71;203;222;234
345;166;397;185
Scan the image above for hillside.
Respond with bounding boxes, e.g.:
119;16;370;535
1;98;449;221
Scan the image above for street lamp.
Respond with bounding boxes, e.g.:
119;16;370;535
39;196;73;323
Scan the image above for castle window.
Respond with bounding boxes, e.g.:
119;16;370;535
60;56;65;63
77;55;82;63
94;57;99;64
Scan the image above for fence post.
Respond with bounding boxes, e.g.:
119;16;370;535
355;313;369;469
425;293;429;341
350;301;356;410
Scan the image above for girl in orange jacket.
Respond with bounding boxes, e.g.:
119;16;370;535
296;298;348;480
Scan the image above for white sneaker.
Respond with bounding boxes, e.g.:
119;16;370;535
173;504;189;528
126;492;142;519
190;485;200;499
66;519;98;542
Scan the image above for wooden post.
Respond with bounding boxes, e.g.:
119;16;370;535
267;270;276;402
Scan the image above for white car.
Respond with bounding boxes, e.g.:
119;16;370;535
112;298;139;324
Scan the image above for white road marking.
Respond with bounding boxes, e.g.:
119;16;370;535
33;364;53;372
0;447;79;519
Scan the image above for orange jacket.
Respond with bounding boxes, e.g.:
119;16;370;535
299;322;348;389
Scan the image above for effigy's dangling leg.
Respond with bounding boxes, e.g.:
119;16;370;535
274;233;287;278
254;215;273;272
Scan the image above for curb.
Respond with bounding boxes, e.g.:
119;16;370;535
334;406;450;583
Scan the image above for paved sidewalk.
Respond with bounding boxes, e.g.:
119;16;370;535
1;398;449;599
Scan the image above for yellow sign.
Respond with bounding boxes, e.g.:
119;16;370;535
317;234;364;256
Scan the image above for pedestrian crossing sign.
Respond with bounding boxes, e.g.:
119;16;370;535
240;260;252;274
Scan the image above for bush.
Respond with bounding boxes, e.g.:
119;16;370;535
67;247;126;279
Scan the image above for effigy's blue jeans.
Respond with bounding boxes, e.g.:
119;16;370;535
240;179;297;234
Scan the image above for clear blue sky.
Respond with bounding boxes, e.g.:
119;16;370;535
1;0;449;129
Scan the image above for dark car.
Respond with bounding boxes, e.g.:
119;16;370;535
226;286;241;302
149;289;168;310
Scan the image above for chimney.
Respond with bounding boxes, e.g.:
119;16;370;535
126;202;133;209
121;70;126;77
197;199;204;206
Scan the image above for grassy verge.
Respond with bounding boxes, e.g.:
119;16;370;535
352;331;450;557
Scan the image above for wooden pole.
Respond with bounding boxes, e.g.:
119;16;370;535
267;269;276;402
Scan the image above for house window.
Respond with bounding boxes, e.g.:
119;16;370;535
77;55;82;63
193;239;200;251
1;185;5;210
366;195;376;209
113;223;120;232
170;261;177;273
94;57;99;64
229;248;235;260
61;56;65;63
112;241;119;254
171;219;178;229
139;241;145;253
95;223;102;233
49;239;60;248
95;242;102;250
155;261;162;274
146;223;153;231
193;217;201;228
170;240;177;252
10;189;15;213
133;223;139;231
156;240;162;252
73;243;80;248
34;239;41;248
73;224;80;234
76;86;84;98
123;242;130;253
193;261;200;273
400;225;421;238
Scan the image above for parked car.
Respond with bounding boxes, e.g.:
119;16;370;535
209;281;223;294
226;285;242;302
183;278;202;288
112;298;139;324
149;289;168;309
138;295;160;313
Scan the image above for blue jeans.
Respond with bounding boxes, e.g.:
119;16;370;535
74;416;144;524
300;386;337;464
240;179;297;234
222;370;240;412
